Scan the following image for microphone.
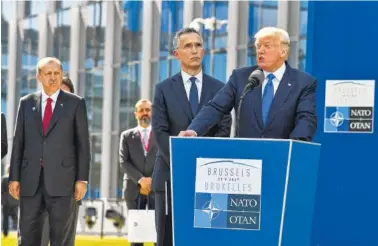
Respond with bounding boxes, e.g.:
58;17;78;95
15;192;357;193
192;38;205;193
246;69;264;91
235;69;264;137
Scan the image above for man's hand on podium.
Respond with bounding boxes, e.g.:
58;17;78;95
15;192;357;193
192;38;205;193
178;130;197;137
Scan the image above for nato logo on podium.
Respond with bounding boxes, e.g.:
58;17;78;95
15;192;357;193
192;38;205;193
194;158;262;230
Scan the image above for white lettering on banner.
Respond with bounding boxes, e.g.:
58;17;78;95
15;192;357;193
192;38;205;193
229;215;258;225
196;158;262;195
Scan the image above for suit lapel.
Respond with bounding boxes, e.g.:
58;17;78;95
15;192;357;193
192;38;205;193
264;65;293;128
45;90;65;136
33;92;43;137
250;85;264;129
171;73;193;120
132;128;145;157
146;134;156;157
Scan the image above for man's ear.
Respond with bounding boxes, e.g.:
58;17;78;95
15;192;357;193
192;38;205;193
173;50;180;60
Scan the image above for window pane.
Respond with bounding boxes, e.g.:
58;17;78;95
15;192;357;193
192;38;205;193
30;0;47;16
159;1;183;84
120;1;143;132
53;9;71;72
248;1;278;67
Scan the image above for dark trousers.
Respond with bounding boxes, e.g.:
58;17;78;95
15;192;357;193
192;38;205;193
18;170;75;246
2;205;18;236
155;182;172;246
41;202;79;246
126;193;156;246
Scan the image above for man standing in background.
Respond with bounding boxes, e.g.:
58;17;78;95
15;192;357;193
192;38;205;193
1;112;7;159
2;165;19;237
152;27;232;246
119;99;157;246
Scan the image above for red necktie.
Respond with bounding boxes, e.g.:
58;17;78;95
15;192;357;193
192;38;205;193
42;98;53;134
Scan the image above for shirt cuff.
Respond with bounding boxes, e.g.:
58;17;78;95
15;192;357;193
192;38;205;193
77;180;88;184
138;177;144;184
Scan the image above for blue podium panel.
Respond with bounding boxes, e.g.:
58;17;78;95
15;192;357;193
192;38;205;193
170;137;321;246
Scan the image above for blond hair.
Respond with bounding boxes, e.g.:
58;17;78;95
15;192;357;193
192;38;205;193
254;27;290;59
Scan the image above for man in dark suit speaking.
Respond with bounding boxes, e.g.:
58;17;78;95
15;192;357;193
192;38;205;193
9;57;90;246
180;27;317;141
152;27;232;246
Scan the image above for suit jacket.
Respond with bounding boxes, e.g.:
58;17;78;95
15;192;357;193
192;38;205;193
9;90;91;197
151;72;232;191
1;113;7;159
119;127;158;202
188;63;317;141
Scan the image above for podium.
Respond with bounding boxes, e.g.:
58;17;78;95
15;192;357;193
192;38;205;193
170;137;321;246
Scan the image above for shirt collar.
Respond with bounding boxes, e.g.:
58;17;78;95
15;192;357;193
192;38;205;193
263;62;286;82
181;70;203;84
137;125;151;132
41;88;61;103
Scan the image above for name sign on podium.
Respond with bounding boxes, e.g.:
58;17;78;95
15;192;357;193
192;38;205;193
170;137;321;246
194;158;262;230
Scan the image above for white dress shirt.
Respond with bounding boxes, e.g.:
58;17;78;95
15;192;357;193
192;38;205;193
137;124;152;148
181;70;203;101
41;89;60;117
261;62;286;96
137;124;152;183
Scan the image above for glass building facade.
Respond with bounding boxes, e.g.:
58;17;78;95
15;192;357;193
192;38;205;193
1;0;308;198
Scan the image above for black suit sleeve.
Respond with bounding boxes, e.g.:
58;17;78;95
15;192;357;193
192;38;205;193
1;113;7;159
119;132;144;184
75;98;91;182
9;100;25;182
152;84;171;165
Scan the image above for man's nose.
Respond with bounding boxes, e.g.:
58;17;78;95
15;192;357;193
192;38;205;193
191;45;198;53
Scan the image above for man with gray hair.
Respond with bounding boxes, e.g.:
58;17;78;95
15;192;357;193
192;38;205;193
179;26;318;141
9;57;90;245
152;27;232;246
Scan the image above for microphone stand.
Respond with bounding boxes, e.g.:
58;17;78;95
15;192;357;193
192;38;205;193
235;83;253;137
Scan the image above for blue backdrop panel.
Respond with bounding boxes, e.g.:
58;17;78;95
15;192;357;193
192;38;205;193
170;138;320;246
306;2;378;245
282;141;321;246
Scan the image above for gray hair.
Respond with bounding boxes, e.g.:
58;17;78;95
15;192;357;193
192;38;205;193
172;27;203;50
36;57;63;74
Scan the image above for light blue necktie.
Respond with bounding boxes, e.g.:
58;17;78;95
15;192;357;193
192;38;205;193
189;77;199;117
262;73;275;126
142;129;149;144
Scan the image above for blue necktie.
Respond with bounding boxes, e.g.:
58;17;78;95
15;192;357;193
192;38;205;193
189;77;199;117
262;73;275;126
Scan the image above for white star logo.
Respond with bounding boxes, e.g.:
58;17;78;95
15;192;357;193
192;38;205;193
330;111;344;127
201;200;221;221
